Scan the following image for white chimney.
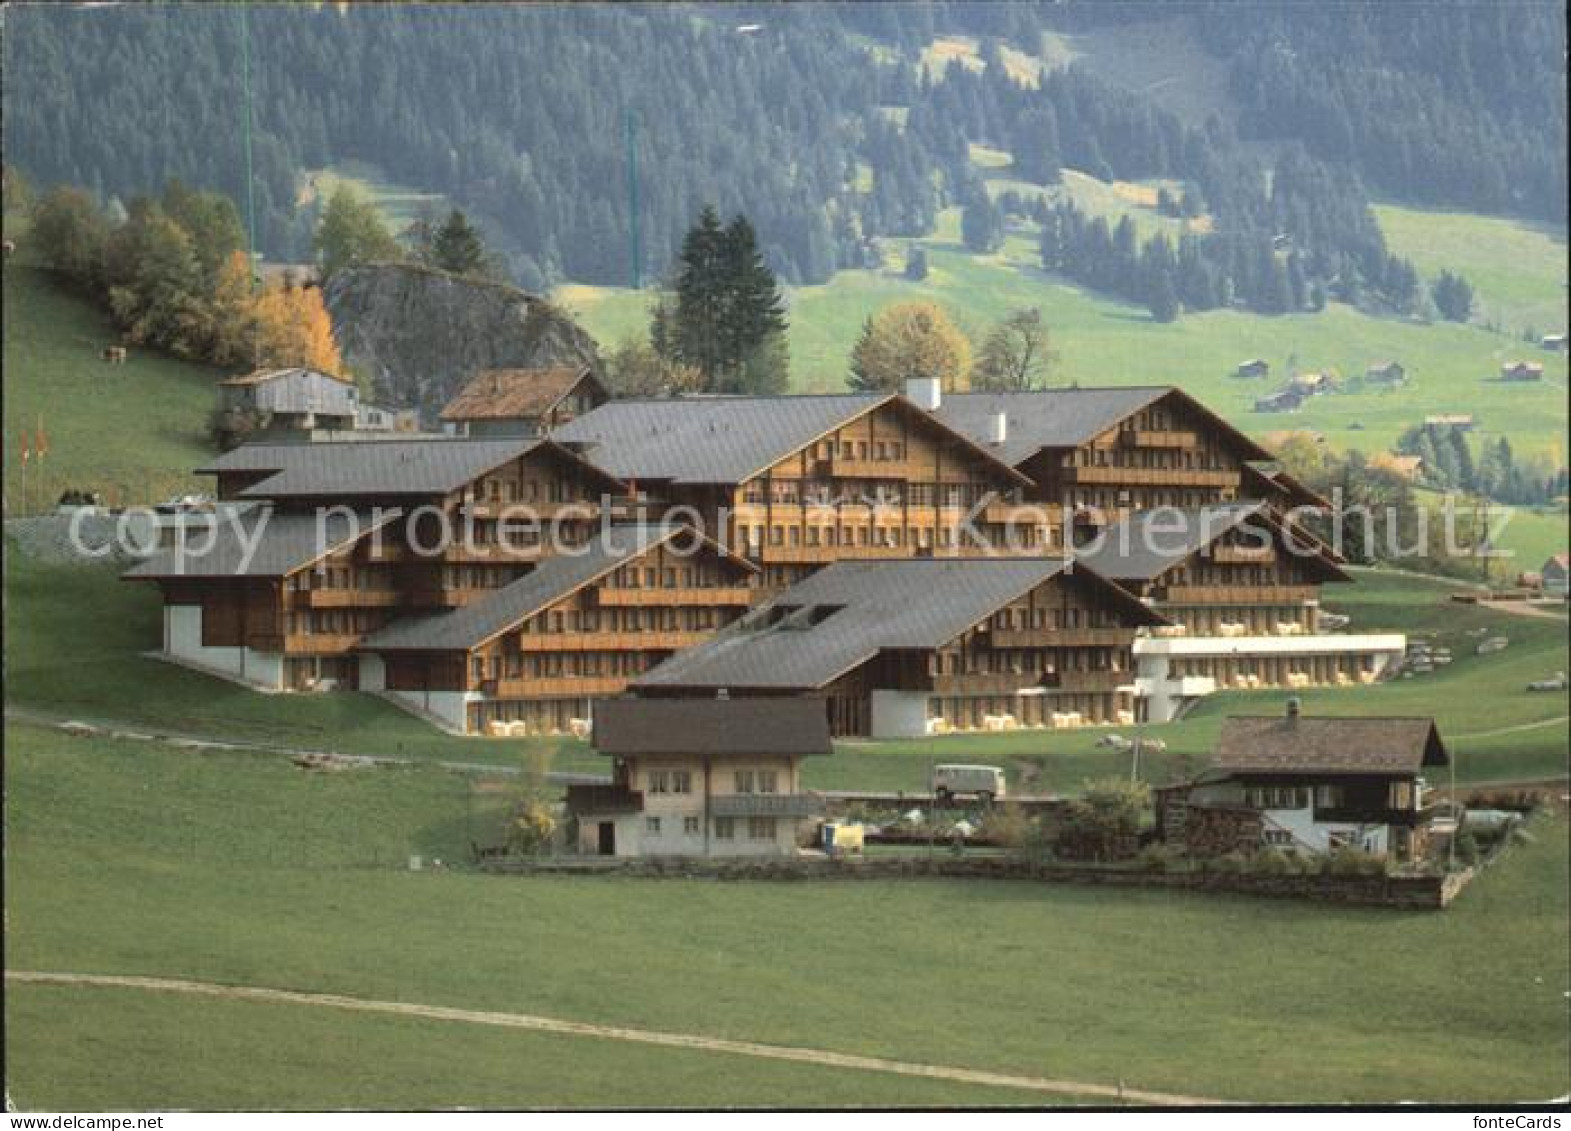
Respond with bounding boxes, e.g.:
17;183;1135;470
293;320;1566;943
905;377;941;412
989;411;1008;446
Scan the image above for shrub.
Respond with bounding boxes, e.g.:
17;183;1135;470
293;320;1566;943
1138;843;1184;873
1452;830;1480;867
1323;847;1388;877
1055;777;1150;861
1248;847;1295;876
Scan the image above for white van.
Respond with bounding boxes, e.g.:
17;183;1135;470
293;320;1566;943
931;764;1007;803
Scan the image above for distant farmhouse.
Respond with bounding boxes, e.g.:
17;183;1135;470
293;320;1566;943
1544;552;1570;597
1287;370;1337;398
1254;388;1303;414
441;365;608;438
221;367;358;433
1364;361;1406;387
1155;705;1450;860
1235;358;1271;380
568;697;830;857
1500;360;1545;382
1542;333;1567;353
1424;413;1476;431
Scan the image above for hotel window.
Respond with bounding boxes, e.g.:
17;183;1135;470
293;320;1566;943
747;817;777;840
646;817;661;836
757;770;779;794
734;770;756;794
683;816;700;836
714;817;736;840
672;770;693;794
647;770;670;794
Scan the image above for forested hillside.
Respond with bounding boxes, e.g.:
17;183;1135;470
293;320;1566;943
6;2;1562;305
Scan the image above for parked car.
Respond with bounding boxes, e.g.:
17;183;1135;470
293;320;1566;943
931;764;1006;803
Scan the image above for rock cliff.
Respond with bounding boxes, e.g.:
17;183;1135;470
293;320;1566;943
323;263;599;421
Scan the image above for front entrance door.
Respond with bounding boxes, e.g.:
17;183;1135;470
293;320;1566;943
597;821;616;856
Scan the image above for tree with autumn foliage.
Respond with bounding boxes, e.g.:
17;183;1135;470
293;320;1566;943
251;280;344;376
847;300;971;394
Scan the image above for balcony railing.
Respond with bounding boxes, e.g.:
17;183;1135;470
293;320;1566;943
595;587;755;607
514;630;711;653
480;675;630;698
1154;584;1319;605
1119;429;1199;448
1060;466;1238;487
296;589;403;608
986;627;1132;648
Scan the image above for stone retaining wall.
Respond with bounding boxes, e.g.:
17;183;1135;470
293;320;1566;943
480;853;1474;909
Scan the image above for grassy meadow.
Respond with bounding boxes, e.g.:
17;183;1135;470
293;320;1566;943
4;721;1567;1107
559;174;1568;466
1;255;218;512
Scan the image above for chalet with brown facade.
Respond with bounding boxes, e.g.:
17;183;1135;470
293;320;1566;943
556;393;1046;591
1155;706;1450;861
569;697;831;857
357;524;757;734
1365;361;1406;386
127;437;628;698
441;365;609;438
1500;360;1545;382
632;557;1164;737
1078;503;1401;721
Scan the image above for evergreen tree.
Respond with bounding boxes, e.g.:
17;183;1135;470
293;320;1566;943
960;194;1004;253
718;214;787;387
1432;270;1475;322
431;209;487;276
903;247;929;281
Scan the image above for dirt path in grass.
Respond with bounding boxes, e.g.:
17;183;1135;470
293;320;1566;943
6;969;1222;1107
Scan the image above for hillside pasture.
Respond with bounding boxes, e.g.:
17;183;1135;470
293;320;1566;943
4;723;1567;1107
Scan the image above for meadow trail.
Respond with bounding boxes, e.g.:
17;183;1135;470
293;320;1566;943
6;970;1225;1107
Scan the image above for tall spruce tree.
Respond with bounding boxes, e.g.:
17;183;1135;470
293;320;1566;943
431;209;487;276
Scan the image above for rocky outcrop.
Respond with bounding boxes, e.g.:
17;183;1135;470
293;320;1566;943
323;263;599;421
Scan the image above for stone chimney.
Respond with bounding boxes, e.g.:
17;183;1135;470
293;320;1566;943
989;411;1008;446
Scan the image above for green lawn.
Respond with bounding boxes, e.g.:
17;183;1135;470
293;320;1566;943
1375;203;1569;340
1;256;219;512
5;723;1567;1106
560;202;1568;464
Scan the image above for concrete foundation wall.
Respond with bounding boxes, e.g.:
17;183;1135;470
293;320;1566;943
870;690;930;739
164;604;283;690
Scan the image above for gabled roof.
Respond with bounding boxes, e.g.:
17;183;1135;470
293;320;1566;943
935;386;1279;468
933;387;1172;466
198;437;623;500
123;507;401;579
1213;715;1450;775
219;366;353;388
440;365;604;422
1241;463;1332;511
358;524;754;653
554;394;1029;488
593;698;832;758
634;557;1164;692
1077;503;1350;584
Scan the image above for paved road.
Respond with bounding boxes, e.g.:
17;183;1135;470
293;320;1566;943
6;969;1224;1106
3;706;609;784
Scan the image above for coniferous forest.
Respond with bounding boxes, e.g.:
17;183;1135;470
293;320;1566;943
5;2;1564;314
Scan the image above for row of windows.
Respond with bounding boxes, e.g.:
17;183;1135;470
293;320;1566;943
287;609;385;635
739;523;1001;551
1244;786;1346;810
519;605;732;635
472;651;660;681
986;605;1124;631
1064;447;1229;472
645;816;778;840
475;477;584;504
742;480;999;508
931;648;1128;677
646;769;780;794
607;564;734;590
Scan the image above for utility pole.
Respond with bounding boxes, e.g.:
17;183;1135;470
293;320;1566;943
625;106;641;290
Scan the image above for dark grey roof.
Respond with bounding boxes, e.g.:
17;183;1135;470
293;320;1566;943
200;438;611;499
933;388;1173;465
1214;715;1449;775
594;697;832;757
1077;503;1266;582
554;394;886;484
634;557;1160;691
359;525;750;652
123;508;400;579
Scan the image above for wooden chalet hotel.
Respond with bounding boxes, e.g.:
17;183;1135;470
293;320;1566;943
127;370;1403;737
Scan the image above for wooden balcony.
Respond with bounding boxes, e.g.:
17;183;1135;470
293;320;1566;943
987;627;1133;648
462;499;603;521
443;542;548;564
1060;466;1239;487
480;675;629;699
515;630;711;653
1209;545;1277;565
295;588;404;608
595;586;754;607
1120;429;1199;449
280;632;365;654
827;457;908;479
1154;584;1319;606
